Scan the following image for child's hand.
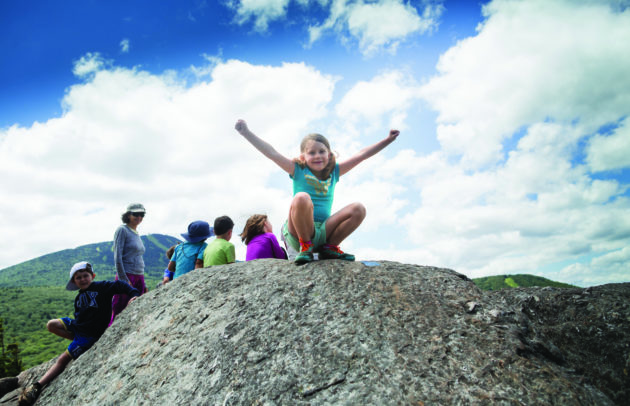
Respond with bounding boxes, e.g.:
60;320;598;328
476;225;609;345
388;129;400;141
235;119;249;135
128;296;138;305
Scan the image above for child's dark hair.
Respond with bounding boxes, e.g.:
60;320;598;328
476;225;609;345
166;244;178;260
214;216;234;236
293;133;337;179
240;214;268;245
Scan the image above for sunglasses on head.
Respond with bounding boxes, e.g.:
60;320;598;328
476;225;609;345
131;212;145;217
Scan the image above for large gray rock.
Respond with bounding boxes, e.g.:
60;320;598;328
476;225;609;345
4;260;628;405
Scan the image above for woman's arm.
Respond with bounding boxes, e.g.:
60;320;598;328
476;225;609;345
113;227;131;285
235;119;294;175
338;129;400;176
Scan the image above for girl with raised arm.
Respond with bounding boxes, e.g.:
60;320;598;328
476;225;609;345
235;119;399;264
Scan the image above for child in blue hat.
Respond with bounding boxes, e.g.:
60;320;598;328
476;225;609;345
167;220;214;280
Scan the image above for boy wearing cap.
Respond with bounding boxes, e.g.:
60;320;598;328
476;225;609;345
168;220;214;280
19;262;140;406
203;216;236;267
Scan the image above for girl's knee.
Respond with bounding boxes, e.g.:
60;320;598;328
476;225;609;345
351;202;367;219
293;192;312;202
292;192;313;207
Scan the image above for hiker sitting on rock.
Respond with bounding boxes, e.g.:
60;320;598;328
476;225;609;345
240;214;287;260
19;262;140;406
203;216;236;266
168;221;214;280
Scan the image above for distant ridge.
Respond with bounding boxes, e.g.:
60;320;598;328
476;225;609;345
1;238;577;290
0;234;181;288
473;274;577;290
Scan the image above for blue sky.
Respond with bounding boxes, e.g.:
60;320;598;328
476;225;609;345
1;0;629;287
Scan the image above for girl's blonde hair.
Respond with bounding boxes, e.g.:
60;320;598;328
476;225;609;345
292;133;337;179
240;214;269;245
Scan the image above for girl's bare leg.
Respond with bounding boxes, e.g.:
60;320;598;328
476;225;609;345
325;202;366;246
288;192;315;243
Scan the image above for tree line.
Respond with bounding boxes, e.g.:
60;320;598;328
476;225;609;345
0;318;22;377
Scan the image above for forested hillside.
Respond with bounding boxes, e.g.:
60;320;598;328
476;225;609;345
0;286;75;369
0;234;181;288
473;274;577;290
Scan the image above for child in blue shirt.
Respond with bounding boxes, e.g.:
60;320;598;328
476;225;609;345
161;243;179;285
19;262;140;405
235;119;399;264
168;220;214;280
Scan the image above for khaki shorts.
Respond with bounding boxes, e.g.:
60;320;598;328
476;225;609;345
282;220;327;251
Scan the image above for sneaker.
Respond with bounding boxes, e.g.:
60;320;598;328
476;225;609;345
294;250;314;265
19;382;42;406
319;245;355;261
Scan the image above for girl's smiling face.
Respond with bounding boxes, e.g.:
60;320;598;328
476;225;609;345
302;140;330;173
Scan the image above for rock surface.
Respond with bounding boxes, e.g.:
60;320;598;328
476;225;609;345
2;260;628;405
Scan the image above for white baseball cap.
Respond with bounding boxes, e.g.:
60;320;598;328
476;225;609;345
66;261;94;291
126;203;146;213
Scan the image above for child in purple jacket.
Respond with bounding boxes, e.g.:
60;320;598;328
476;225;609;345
240;214;287;261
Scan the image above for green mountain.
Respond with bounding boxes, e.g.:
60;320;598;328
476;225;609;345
473;274;577;291
0;233;182;288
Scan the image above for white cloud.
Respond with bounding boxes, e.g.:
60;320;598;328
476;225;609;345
592;246;630;268
309;0;443;55
344;0;442;55
334;155;409;232
120;38;131;53
586;118;630;172
228;0;443;55
335;70;421;127
392;117;630;284
420;0;630;168
230;0;291;31
390;0;630;285
0;58;337;269
558;245;630;286
72;52;109;78
189;53;223;79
